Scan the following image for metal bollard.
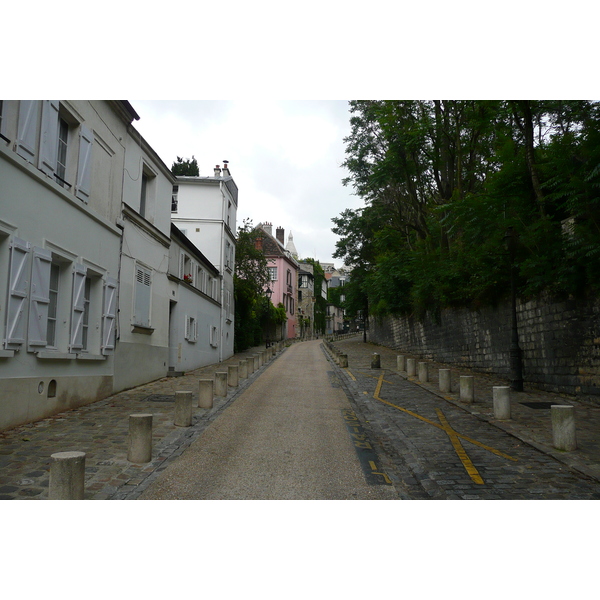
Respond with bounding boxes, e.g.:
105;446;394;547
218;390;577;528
418;362;428;383
198;379;214;409
49;451;86;500
492;387;511;420
128;414;153;463
552;405;577;451
406;358;416;377
371;353;381;369
174;391;193;427
439;369;451;393
460;376;475;403
397;355;405;371
215;372;228;397
228;364;239;387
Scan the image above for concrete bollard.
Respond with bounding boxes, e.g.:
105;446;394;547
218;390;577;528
198;379;214;409
397;355;405;371
371;353;381;369
248;356;255;375
418;362;428;383
253;355;259;372
174;391;193;427
339;353;348;368
460;376;475;403
493;386;511;420
439;369;451;393
228;365;239;387
406;358;416;377
127;414;153;463
215;372;228;397
239;359;248;380
257;352;263;368
552;405;577;451
49;451;86;500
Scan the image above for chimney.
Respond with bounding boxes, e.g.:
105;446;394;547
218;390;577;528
222;160;230;176
263;222;272;236
214;165;222;177
276;226;284;245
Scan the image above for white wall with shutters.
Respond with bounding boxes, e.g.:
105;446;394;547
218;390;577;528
16;100;39;163
4;238;30;350
69;263;87;352
38;100;59;176
134;265;152;327
75;124;93;203
101;277;117;355
27;247;52;351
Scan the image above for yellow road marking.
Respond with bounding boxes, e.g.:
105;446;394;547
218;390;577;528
345;369;356;381
436;409;484;484
369;460;392;484
372;372;517;462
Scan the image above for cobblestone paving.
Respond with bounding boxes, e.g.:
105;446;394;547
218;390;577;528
0;345;277;500
327;337;600;500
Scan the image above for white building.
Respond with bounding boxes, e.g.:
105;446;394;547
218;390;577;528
113;127;175;391
0;100;132;430
168;224;222;372
171;163;237;362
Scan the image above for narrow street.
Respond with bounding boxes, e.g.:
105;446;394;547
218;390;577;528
139;340;394;499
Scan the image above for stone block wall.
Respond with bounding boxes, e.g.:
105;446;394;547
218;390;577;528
369;294;600;403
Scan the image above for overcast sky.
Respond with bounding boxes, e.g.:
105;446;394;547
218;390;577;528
131;100;360;267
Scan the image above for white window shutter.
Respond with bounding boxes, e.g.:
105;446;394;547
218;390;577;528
69;263;87;352
179;252;185;279
134;266;151;327
101;277;118;355
16;100;39;163
4;237;31;350
193;318;198;342
38;100;60;176
27;247;52;350
184;315;190;340
76;124;93;203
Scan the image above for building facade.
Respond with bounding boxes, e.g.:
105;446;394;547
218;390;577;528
170;164;237;361
0;100;132;430
258;223;298;340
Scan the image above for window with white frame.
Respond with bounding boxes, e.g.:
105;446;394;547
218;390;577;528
171;185;179;212
268;267;277;281
133;264;152;328
210;325;219;348
185;315;198;342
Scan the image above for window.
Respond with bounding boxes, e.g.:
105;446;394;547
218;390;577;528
46;263;60;347
0;100;8;142
55;118;69;187
268;267;277;281
134;265;152;328
225;241;231;269
140;173;148;217
300;274;309;288
210;326;219;348
81;277;91;350
185;315;197;342
171;185;179;212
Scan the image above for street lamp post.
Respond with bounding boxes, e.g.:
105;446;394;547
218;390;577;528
505;227;523;391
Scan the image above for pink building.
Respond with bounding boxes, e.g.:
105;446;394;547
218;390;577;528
257;223;298;340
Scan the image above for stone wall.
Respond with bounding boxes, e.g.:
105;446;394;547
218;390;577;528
369;294;600;403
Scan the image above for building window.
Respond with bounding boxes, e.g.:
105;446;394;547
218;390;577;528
171;185;179;212
55;118;69;187
134;265;152;328
287;270;292;286
185;315;197;342
47;263;60;348
268;267;277;281
140;173;148;218
81;277;91;350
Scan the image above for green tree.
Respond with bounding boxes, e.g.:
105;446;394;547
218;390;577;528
171;156;199;176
